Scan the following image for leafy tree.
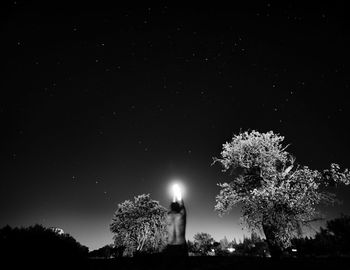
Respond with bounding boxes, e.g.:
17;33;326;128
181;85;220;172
111;233;126;257
186;240;196;254
193;232;214;255
110;194;168;256
213;130;350;257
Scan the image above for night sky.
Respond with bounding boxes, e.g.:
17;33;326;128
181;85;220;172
1;1;350;251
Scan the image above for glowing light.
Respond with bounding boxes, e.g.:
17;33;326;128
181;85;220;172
172;183;182;202
168;180;186;202
227;247;235;253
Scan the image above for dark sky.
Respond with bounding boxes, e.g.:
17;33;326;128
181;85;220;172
1;1;350;250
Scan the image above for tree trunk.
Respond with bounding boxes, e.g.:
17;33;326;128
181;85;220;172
262;221;283;259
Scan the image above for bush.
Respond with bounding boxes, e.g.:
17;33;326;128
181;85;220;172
0;224;88;261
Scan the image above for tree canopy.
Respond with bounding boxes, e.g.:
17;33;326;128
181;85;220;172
213;130;350;253
0;224;88;260
110;194;168;256
193;232;214;255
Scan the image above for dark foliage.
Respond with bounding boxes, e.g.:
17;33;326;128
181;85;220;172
0;224;88;261
234;233;269;257
89;244;114;259
81;255;349;270
292;214;350;257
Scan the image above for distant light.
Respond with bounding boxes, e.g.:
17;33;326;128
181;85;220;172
292;248;297;252
211;249;215;252
227;247;235;253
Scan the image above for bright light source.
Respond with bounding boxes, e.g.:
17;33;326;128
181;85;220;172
172;183;182;202
292;248;297;252
168;180;186;202
227;247;235;253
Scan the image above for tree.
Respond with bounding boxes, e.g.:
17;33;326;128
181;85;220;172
110;194;168;256
193;232;214;255
0;224;88;260
326;214;350;252
186;240;196;254
213;130;350;257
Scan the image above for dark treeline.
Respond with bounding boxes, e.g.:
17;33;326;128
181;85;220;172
0;214;349;262
89;215;350;259
89;244;125;259
0;224;88;261
291;214;350;257
186;214;350;258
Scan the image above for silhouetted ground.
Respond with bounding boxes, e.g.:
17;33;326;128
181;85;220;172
17;256;349;270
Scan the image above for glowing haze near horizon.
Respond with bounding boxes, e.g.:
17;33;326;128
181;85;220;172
1;1;350;251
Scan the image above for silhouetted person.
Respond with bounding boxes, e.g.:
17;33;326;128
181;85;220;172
163;199;188;257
